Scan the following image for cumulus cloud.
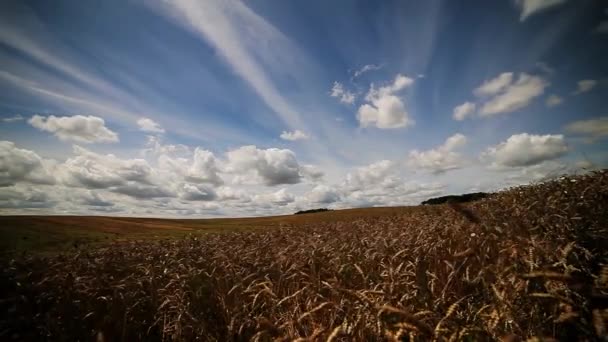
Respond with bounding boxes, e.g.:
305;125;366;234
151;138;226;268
407;133;468;174
0;186;55;209
573;80;597;95
61;146;153;189
254;188;295;206
1;115;24;123
75;191;114;207
226;145;303;186
280;130;309;141
304;185;340;204
452;102;476;121
300;164;324;182
357;74;414;129
564;117;608;140
178;183;217;201
137;117;165;133
28;115;119;143
330;82;356;104
344;160;397;191
545;94;563;107
482;133;568;168
515;0;567;21
478;73;547;116
0;141;55;187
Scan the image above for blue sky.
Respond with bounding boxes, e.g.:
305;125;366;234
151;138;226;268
0;0;607;217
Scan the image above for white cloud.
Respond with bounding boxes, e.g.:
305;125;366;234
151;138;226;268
452;102;476;121
515;0;567;21
330;82;356;104
478;73;547;116
299;164;324;182
343;160;397;191
482;133;568;168
28;114;119;143
0;185;55;209
226;145;303;186
353;64;382;78
179;183;217;201
474;72;514;97
137;117;165;133
357;74;415;129
573;79;597;95
407;133;468;174
280;130;309;141
303;185;341;204
1;115;24;123
61;145;154;189
545;94;563;107
253;188;294;206
564;117;608;140
0;141;55;187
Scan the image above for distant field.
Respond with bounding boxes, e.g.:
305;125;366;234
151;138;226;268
0;206;422;254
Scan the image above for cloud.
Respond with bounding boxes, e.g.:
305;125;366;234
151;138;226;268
478;73;547;116
330;82;356;104
357;74;415;129
154;0;308;130
0;141;55;187
545;94;563;107
28;114;119;143
226;145;303;186
0;186;55;209
573;79;597;95
407;133;468;174
112;183;173;199
299;164;324;182
253;188;294;206
156;146;224;186
61;145;153;189
178;183;217;201
304;185;340;204
452;102;476;121
75;191;114;207
137;117;165;133
343;160;397;191
482;133;568;168
515;0;567;21
564;117;608;140
353;64;382;78
280;130;309;141
474;72;514;97
1;115;24;123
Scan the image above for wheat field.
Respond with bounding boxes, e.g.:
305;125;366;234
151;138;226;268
1;171;607;341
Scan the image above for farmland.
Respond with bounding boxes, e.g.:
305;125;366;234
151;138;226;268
1;171;607;341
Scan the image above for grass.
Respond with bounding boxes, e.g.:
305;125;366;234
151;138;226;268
1;171;607;341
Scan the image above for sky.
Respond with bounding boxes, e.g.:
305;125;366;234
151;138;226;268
0;0;607;217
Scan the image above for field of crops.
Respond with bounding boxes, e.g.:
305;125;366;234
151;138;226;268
1;171;607;341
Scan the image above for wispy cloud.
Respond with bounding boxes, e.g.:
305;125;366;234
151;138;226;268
1;114;24;123
153;0;308;131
